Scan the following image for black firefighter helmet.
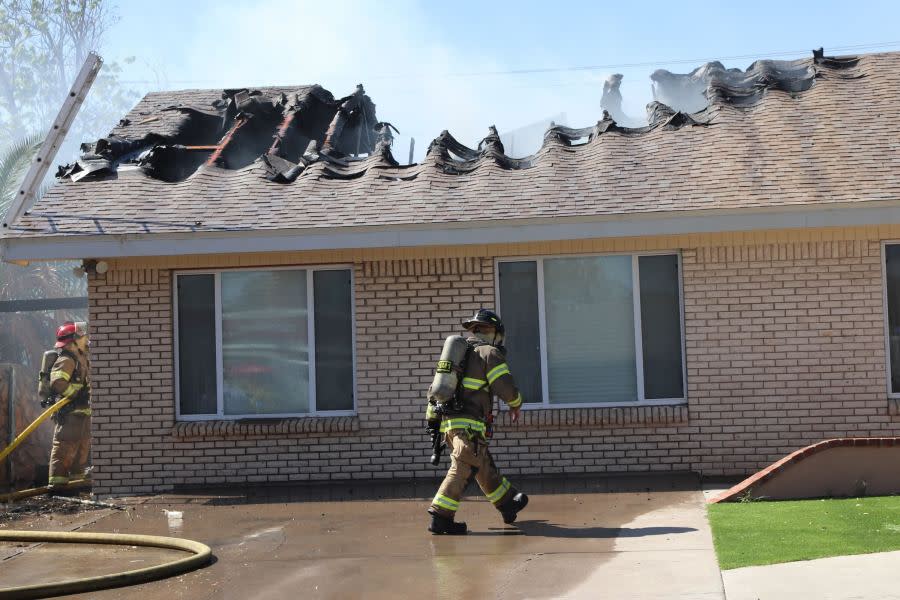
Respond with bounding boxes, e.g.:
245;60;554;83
462;309;505;336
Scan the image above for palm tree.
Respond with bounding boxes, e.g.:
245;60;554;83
0;135;86;368
0;134;42;216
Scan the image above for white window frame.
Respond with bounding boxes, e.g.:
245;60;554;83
173;264;357;421
881;242;900;399
495;251;687;409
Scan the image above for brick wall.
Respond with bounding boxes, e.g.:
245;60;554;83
89;269;174;495
683;240;900;474
86;240;900;496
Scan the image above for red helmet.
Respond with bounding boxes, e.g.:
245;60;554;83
55;321;88;348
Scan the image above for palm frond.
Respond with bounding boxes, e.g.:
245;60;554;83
0;133;43;218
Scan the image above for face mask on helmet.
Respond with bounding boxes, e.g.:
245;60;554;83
75;335;90;352
472;328;504;347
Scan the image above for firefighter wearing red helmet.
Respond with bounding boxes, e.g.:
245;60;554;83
47;321;92;487
425;309;528;534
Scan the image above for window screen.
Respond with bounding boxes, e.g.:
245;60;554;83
176;274;217;415
498;261;542;404
886;245;900;393
639;255;684;399
314;270;354;411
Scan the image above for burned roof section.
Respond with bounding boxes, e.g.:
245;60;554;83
647;48;860;114
11;49;897;240
52;49;863;187
57;84;379;183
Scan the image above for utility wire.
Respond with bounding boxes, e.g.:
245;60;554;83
117;40;900;86
378;41;900;79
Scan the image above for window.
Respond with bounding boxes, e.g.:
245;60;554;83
175;267;355;419
884;245;900;395
497;253;685;406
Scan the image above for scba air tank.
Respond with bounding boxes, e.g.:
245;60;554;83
430;335;469;406
37;349;58;399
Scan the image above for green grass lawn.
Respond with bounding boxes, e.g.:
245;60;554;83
707;496;900;570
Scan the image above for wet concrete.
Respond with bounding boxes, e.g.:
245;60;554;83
0;543;183;587
0;474;724;599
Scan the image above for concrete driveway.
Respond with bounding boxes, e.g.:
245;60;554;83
0;475;724;599
722;550;900;600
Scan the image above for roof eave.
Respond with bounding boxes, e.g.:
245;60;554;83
3;200;900;262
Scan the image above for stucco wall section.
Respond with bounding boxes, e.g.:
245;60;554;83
86;237;900;496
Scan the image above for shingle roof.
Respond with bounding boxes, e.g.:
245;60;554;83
7;50;900;240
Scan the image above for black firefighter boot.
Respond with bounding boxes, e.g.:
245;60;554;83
428;509;468;535
499;492;529;524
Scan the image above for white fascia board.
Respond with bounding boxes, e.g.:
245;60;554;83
3;201;900;262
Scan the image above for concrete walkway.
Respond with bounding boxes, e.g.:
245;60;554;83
723;550;900;600
0;475;725;599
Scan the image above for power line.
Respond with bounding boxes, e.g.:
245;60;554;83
382;41;900;79
116;40;900;86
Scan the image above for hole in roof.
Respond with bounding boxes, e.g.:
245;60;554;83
59;86;382;183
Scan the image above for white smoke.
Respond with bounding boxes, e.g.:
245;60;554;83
105;0;671;161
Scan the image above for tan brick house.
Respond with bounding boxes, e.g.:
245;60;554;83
2;51;900;497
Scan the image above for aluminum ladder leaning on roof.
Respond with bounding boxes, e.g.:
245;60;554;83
0;52;103;232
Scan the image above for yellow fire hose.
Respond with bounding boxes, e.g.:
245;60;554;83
0;397;71;464
0;400;213;596
0;478;90;503
0;530;212;599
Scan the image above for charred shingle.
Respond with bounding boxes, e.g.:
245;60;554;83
650;48;861;112
56;84;380;184
14;49;893;239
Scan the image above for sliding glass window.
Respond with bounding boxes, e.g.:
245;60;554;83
497;254;684;406
175;267;355;419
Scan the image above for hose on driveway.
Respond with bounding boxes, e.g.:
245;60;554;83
0;530;212;599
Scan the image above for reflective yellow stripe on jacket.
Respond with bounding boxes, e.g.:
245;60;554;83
486;363;510;384
462;377;487;390
50;369;71;382
440;418;487;435
508;393;523;409
61;382;83;400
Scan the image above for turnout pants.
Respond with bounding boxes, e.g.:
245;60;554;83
430;429;517;518
48;413;91;485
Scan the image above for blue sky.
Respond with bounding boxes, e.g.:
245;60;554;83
102;0;900;160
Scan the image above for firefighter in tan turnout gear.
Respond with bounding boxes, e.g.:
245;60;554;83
426;309;528;534
46;321;92;487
